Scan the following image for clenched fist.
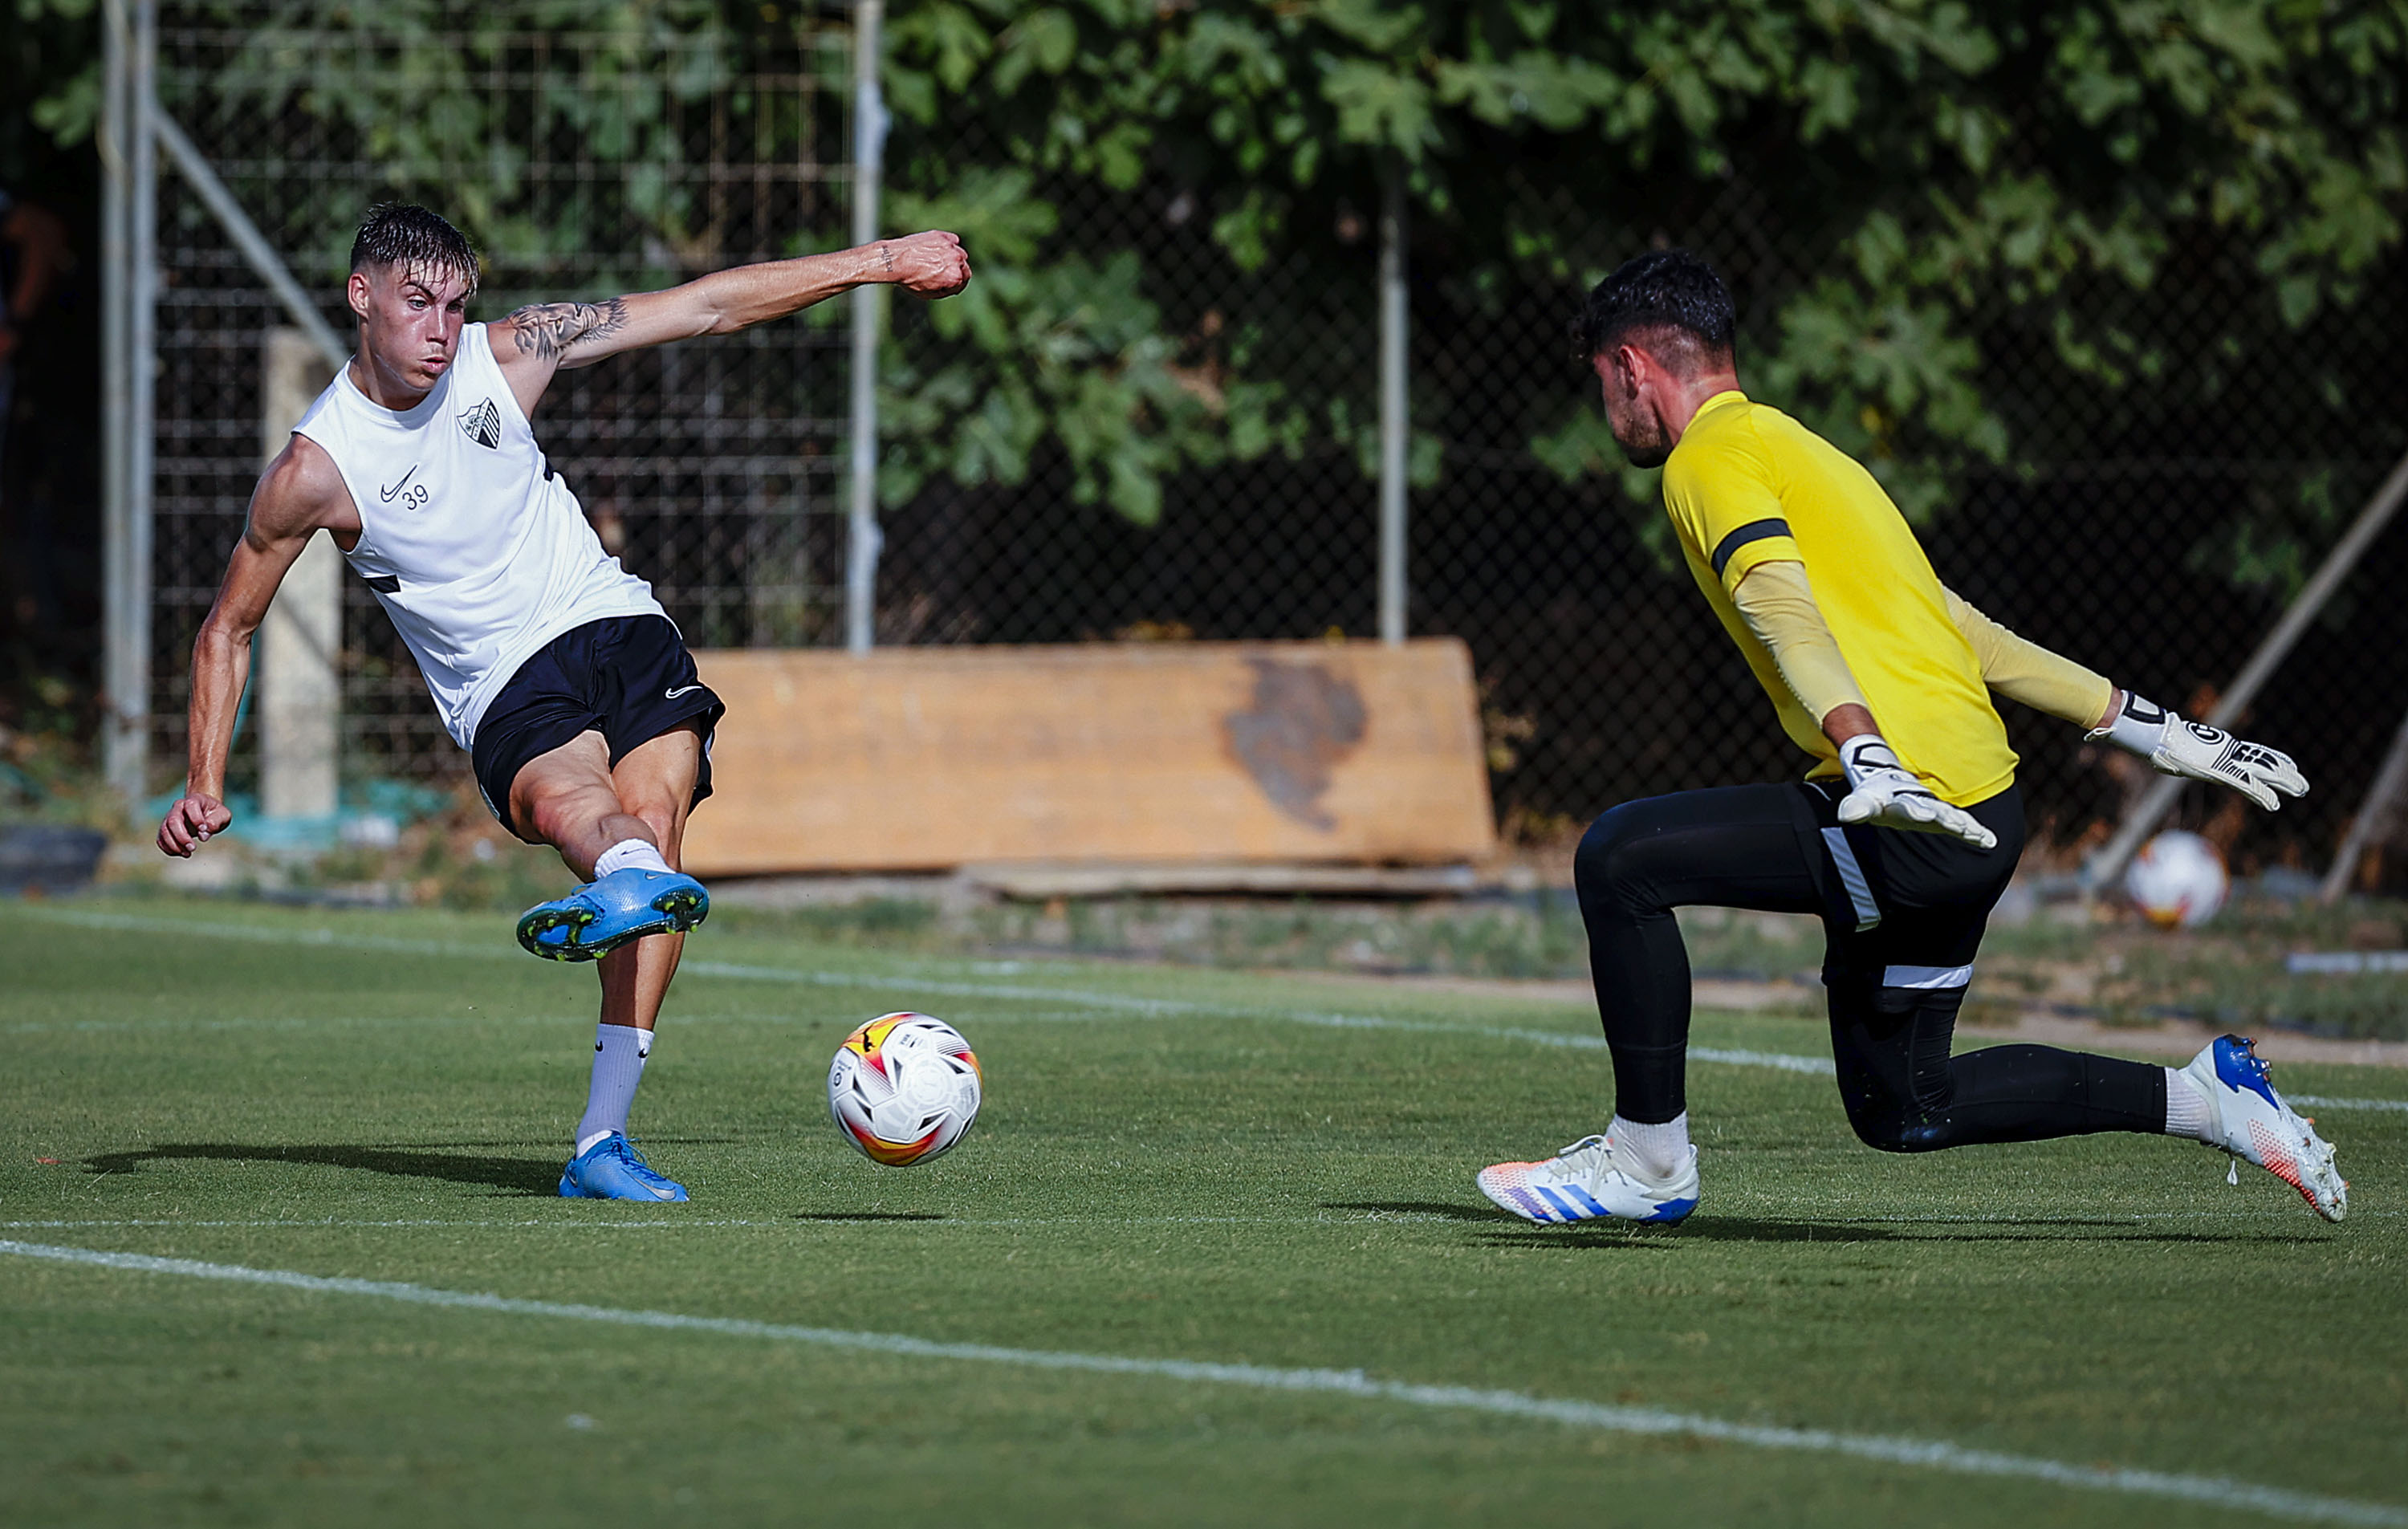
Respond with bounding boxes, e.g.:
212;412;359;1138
872;230;971;299
158;791;232;857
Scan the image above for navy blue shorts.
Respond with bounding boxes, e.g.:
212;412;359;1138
470;616;726;842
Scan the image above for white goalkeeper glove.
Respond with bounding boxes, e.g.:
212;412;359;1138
2089;692;2308;811
1836;734;1999;850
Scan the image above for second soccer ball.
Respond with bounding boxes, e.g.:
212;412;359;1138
2125;830;2228;929
828;1012;983;1166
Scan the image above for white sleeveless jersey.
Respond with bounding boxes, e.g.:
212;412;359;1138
291;323;664;748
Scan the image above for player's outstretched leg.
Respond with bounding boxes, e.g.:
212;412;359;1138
1829;972;2348;1222
2171;1035;2346;1221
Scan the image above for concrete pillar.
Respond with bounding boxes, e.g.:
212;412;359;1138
258;327;338;820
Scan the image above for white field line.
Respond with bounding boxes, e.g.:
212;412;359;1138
0;1014;570;1035
10;1206;2393;1233
0;1214;1446;1230
2;1239;2399;1527
24;908;2408;1110
0;1009;1133;1035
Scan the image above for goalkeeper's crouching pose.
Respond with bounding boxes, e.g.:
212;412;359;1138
1475;250;2345;1227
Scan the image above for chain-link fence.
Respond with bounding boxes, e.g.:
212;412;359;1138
152;6;852;799
873;125;2408;881
875;200;1386;648
144;6;2408;882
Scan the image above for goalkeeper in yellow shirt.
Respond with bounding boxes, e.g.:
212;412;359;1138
1475;250;2345;1226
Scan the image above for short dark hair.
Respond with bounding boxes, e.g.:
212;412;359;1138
1572;249;1735;372
350;203;479;293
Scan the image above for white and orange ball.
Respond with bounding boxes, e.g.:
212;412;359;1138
2125;831;2228;929
827;1012;982;1166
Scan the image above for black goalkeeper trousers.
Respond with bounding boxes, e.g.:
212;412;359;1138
1574;781;2166;1149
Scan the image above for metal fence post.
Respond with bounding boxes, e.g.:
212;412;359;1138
125;0;159;803
844;0;886;655
1377;161;1407;646
2321;701;2408;903
98;0;157;810
100;0;138;807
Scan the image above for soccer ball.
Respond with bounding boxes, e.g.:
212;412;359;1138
827;1012;982;1166
2125;831;2228;929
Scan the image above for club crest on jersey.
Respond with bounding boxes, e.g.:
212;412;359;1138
458;397;502;449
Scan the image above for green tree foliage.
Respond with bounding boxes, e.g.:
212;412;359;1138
885;0;2406;551
10;1;802;309
875;165;1294;522
6;0;102;175
17;0;2406;563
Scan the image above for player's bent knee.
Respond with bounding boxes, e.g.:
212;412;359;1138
1842;1107;1906;1151
1841;1103;1949;1153
1573;802;1663;913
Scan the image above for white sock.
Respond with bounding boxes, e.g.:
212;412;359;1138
594;838;673;879
2163;1067;2215;1142
575;1023;653;1155
1609;1112;1690;1181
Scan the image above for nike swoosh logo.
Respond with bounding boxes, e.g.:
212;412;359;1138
379;466;419;502
664;684;704;700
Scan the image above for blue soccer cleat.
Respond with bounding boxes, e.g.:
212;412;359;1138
558;1133;689;1202
1476;1133;1700;1226
517;866;710;962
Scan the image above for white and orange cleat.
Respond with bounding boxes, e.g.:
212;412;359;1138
2178;1035;2346;1222
1476;1133;1699;1226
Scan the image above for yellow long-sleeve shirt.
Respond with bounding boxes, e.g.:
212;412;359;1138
1661;390;2017;807
1731;562;2115;734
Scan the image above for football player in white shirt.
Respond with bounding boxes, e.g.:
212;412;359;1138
157;205;970;1201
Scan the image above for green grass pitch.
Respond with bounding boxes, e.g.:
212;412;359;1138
2;894;2402;1527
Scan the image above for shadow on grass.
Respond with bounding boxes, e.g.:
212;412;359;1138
1490;1216;1902;1246
83;1143;565;1196
1468;1215;2329;1247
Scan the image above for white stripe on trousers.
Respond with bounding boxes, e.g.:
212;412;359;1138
1820;828;1882;932
1882;963;1975;990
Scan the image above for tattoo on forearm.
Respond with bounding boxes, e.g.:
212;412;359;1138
881;243;894;272
506;297;629;361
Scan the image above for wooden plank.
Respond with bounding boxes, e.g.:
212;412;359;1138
681;639;1497;875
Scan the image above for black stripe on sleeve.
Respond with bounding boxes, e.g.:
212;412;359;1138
1709;518;1794;579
